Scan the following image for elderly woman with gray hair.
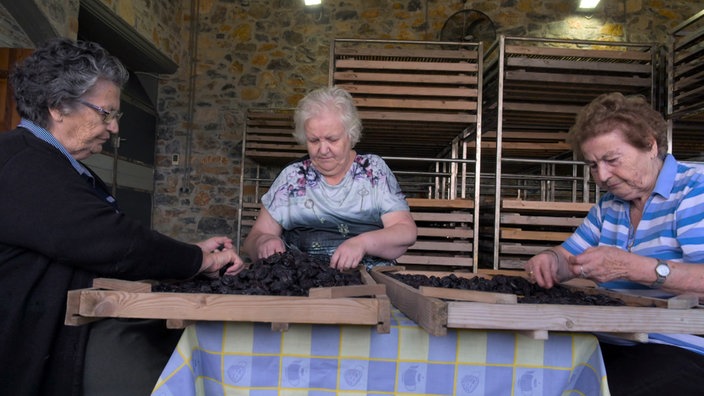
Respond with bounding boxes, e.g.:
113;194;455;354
243;86;417;270
0;37;244;395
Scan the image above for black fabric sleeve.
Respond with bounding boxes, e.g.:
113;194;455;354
0;132;201;280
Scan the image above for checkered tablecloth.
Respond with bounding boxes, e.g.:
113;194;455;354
152;308;609;395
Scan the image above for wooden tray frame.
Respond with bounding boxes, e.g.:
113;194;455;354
371;266;704;339
66;269;391;333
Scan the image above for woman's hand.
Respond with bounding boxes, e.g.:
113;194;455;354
524;246;573;288
242;207;285;260
253;234;286;260
330;237;365;271
567;246;631;284
196;236;234;253
196;236;245;278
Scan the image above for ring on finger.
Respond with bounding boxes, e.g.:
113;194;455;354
580;265;586;278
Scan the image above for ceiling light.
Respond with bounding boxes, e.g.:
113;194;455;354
304;0;322;6
578;0;600;9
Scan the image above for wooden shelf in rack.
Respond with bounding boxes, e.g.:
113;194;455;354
496;199;592;269
501;199;593;214
398;198;475;269
332;39;481;160
243;108;304;167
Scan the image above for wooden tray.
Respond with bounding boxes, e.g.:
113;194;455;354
65;269;391;333
370;266;704;339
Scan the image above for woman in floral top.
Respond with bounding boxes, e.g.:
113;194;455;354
243;86;417;270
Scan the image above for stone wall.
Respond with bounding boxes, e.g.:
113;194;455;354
154;0;701;242
0;0;701;243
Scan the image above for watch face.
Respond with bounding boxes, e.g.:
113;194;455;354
656;263;670;277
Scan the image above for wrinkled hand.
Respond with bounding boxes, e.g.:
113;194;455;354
525;250;561;288
196;236;234;253
330;237;365;271
196;236;244;278
254;235;286;260
568;246;629;284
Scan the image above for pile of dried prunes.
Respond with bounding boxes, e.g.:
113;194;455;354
153;249;362;296
390;273;626;306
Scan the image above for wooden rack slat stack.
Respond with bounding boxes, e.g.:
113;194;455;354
330;39;482;168
668;9;704;161
497;199;592;269
242;108;304;167
482;35;658;269
397;198;474;269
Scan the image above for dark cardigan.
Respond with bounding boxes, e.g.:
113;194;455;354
0;128;202;395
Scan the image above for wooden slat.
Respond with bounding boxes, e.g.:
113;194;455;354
406;198;474;209
502;101;584;114
245;150;304;159
408;240;472;252
334;46;479;60
504;44;653;61
246;142;303;151
308;284;386;298
341;84;477;98
335;59;478;73
501;228;573;241
370;269;449;336
502;199;593;214
505;70;652;87
66;290;389;332
500;213;584;227
334;71;478;85
93;278;152;293
499;141;570;151
357;110;476;123
416;227;472;239
482;131;568;141
420;286;518;304
412;212;473;222
353;97;476;111
395;254;472;268
500;244;549;255
506;57;653;74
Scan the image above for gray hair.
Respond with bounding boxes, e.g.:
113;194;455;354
293;86;362;147
10;37;129;128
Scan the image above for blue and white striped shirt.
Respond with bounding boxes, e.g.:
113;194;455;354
562;154;704;290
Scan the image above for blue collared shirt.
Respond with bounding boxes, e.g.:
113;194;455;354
562;154;704;290
19;118;92;178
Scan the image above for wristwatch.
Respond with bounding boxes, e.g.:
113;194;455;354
651;259;670;289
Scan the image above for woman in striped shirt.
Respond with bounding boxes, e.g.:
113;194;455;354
524;92;704;396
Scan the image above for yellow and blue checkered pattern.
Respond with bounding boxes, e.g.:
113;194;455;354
152;308;609;395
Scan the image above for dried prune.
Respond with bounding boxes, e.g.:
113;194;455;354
390;273;625;306
153;250;362;296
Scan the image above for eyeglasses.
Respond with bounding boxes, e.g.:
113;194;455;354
77;99;123;123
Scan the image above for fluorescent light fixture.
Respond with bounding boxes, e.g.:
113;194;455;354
578;0;600;9
304;0;322;6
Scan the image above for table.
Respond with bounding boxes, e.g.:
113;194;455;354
151;308;609;395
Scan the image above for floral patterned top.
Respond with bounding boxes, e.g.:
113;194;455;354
261;153;410;262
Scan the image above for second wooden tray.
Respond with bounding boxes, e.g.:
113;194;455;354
371;266;704;339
